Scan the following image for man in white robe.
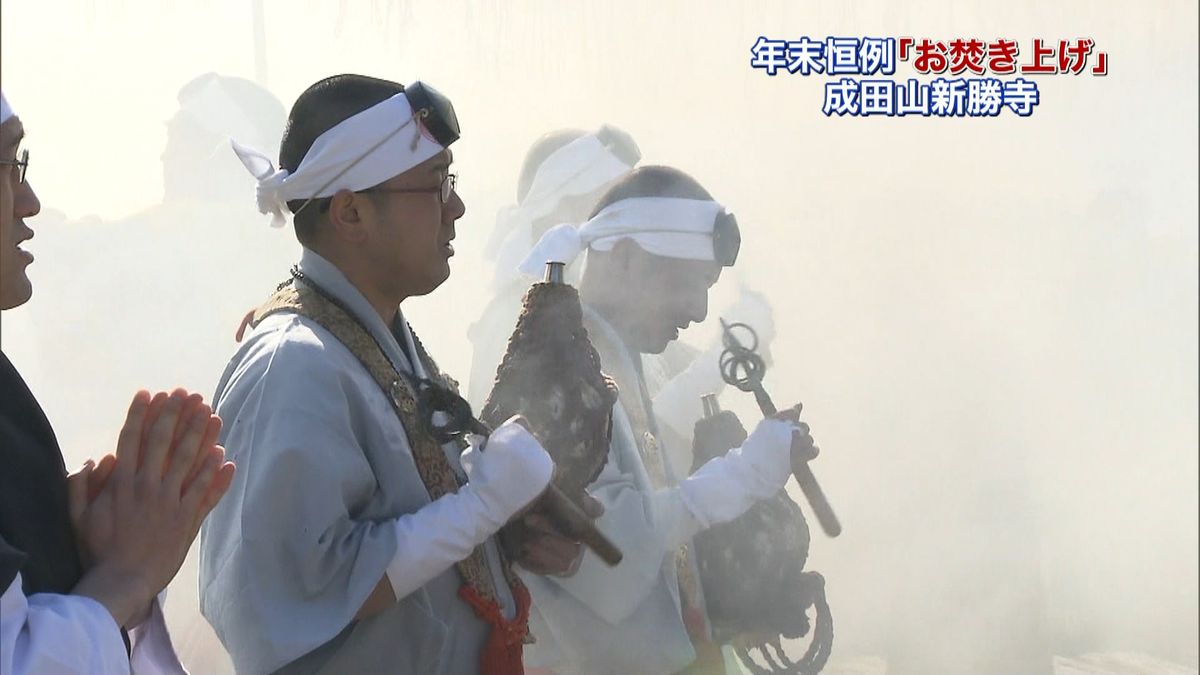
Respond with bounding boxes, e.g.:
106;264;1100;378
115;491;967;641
467;125;639;408
517;165;818;675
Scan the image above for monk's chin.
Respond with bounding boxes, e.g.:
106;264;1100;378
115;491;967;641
0;272;32;310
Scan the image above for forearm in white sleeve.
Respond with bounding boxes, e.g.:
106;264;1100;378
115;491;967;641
0;573;131;675
678;417;794;528
386;421;552;601
384;488;503;600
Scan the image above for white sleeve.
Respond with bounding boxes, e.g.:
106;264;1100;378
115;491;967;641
384;489;496;601
0;572;131;675
128;593;188;674
386;425;553;601
541;451;700;625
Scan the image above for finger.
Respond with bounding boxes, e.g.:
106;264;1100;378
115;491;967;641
773;404;802;423
521;513;564;537
140;391;187;484
188;459;236;542
235;309;255;343
520;521;585;558
183;416;223;493
791;432;819;461
165;405;211;496
67;460;94;526
169;394;205;454
516;558;556;576
89;454;118;501
161;394;204;482
539;536;585;565
197;460;237;525
560;548;584;577
181;448;221;518
136;392;171;470
114;391;152;484
203;460;237;512
522;538;582;574
580;493;605;519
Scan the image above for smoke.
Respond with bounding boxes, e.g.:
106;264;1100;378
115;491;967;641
1;1;1195;673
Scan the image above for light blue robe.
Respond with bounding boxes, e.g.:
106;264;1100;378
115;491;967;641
199;248;514;675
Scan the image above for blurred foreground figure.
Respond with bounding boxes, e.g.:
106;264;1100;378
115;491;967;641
24;72;294;462
0;90;235;674
17;73;292;674
199;74;592;675
515;165;817;675
468;125;640;408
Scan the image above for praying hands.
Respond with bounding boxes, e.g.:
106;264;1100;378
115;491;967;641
67;389;235;629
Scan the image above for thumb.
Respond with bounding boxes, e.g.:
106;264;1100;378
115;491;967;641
772;403;803;423
67;460;94;527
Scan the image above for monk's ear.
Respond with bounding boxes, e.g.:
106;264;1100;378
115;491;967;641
327;189;369;244
610;237;643;275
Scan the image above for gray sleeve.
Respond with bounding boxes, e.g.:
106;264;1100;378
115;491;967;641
200;332;399;675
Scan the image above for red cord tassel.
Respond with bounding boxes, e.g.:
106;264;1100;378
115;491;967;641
459;582;532;675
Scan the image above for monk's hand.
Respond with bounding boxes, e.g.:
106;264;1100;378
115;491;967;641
509;490;602;577
461;417;554;524
69;389;236;628
512;511;584;577
772;403;818;463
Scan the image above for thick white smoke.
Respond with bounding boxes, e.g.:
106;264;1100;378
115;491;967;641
1;1;1195;673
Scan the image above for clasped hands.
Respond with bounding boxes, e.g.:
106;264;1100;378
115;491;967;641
67;389;236;628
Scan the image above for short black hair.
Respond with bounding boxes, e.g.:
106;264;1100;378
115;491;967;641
279;74;404;244
589;165;713;218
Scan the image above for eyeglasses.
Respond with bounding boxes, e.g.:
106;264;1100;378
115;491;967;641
361;173;458;204
0;148;29;184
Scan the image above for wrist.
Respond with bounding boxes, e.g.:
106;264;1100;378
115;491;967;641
459;483;509;535
73;565;155;629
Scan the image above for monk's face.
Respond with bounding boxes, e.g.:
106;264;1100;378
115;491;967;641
349;150;465;299
0;117;41;311
617;243;722;354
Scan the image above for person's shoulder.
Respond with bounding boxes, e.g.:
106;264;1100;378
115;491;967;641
240;311;365;374
218;311;363;401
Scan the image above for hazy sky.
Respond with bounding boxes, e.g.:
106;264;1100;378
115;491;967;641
2;2;1196;672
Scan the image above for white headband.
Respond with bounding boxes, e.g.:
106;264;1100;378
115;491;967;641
231;92;444;228
486;130;636;252
1;92;14;125
518;197;722;277
522;134;634;221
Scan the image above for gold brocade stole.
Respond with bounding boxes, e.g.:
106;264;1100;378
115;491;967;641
580;310;711;642
251;280;526;622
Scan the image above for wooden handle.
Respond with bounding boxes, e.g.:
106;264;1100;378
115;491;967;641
792;455;842;538
538;485;624;566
